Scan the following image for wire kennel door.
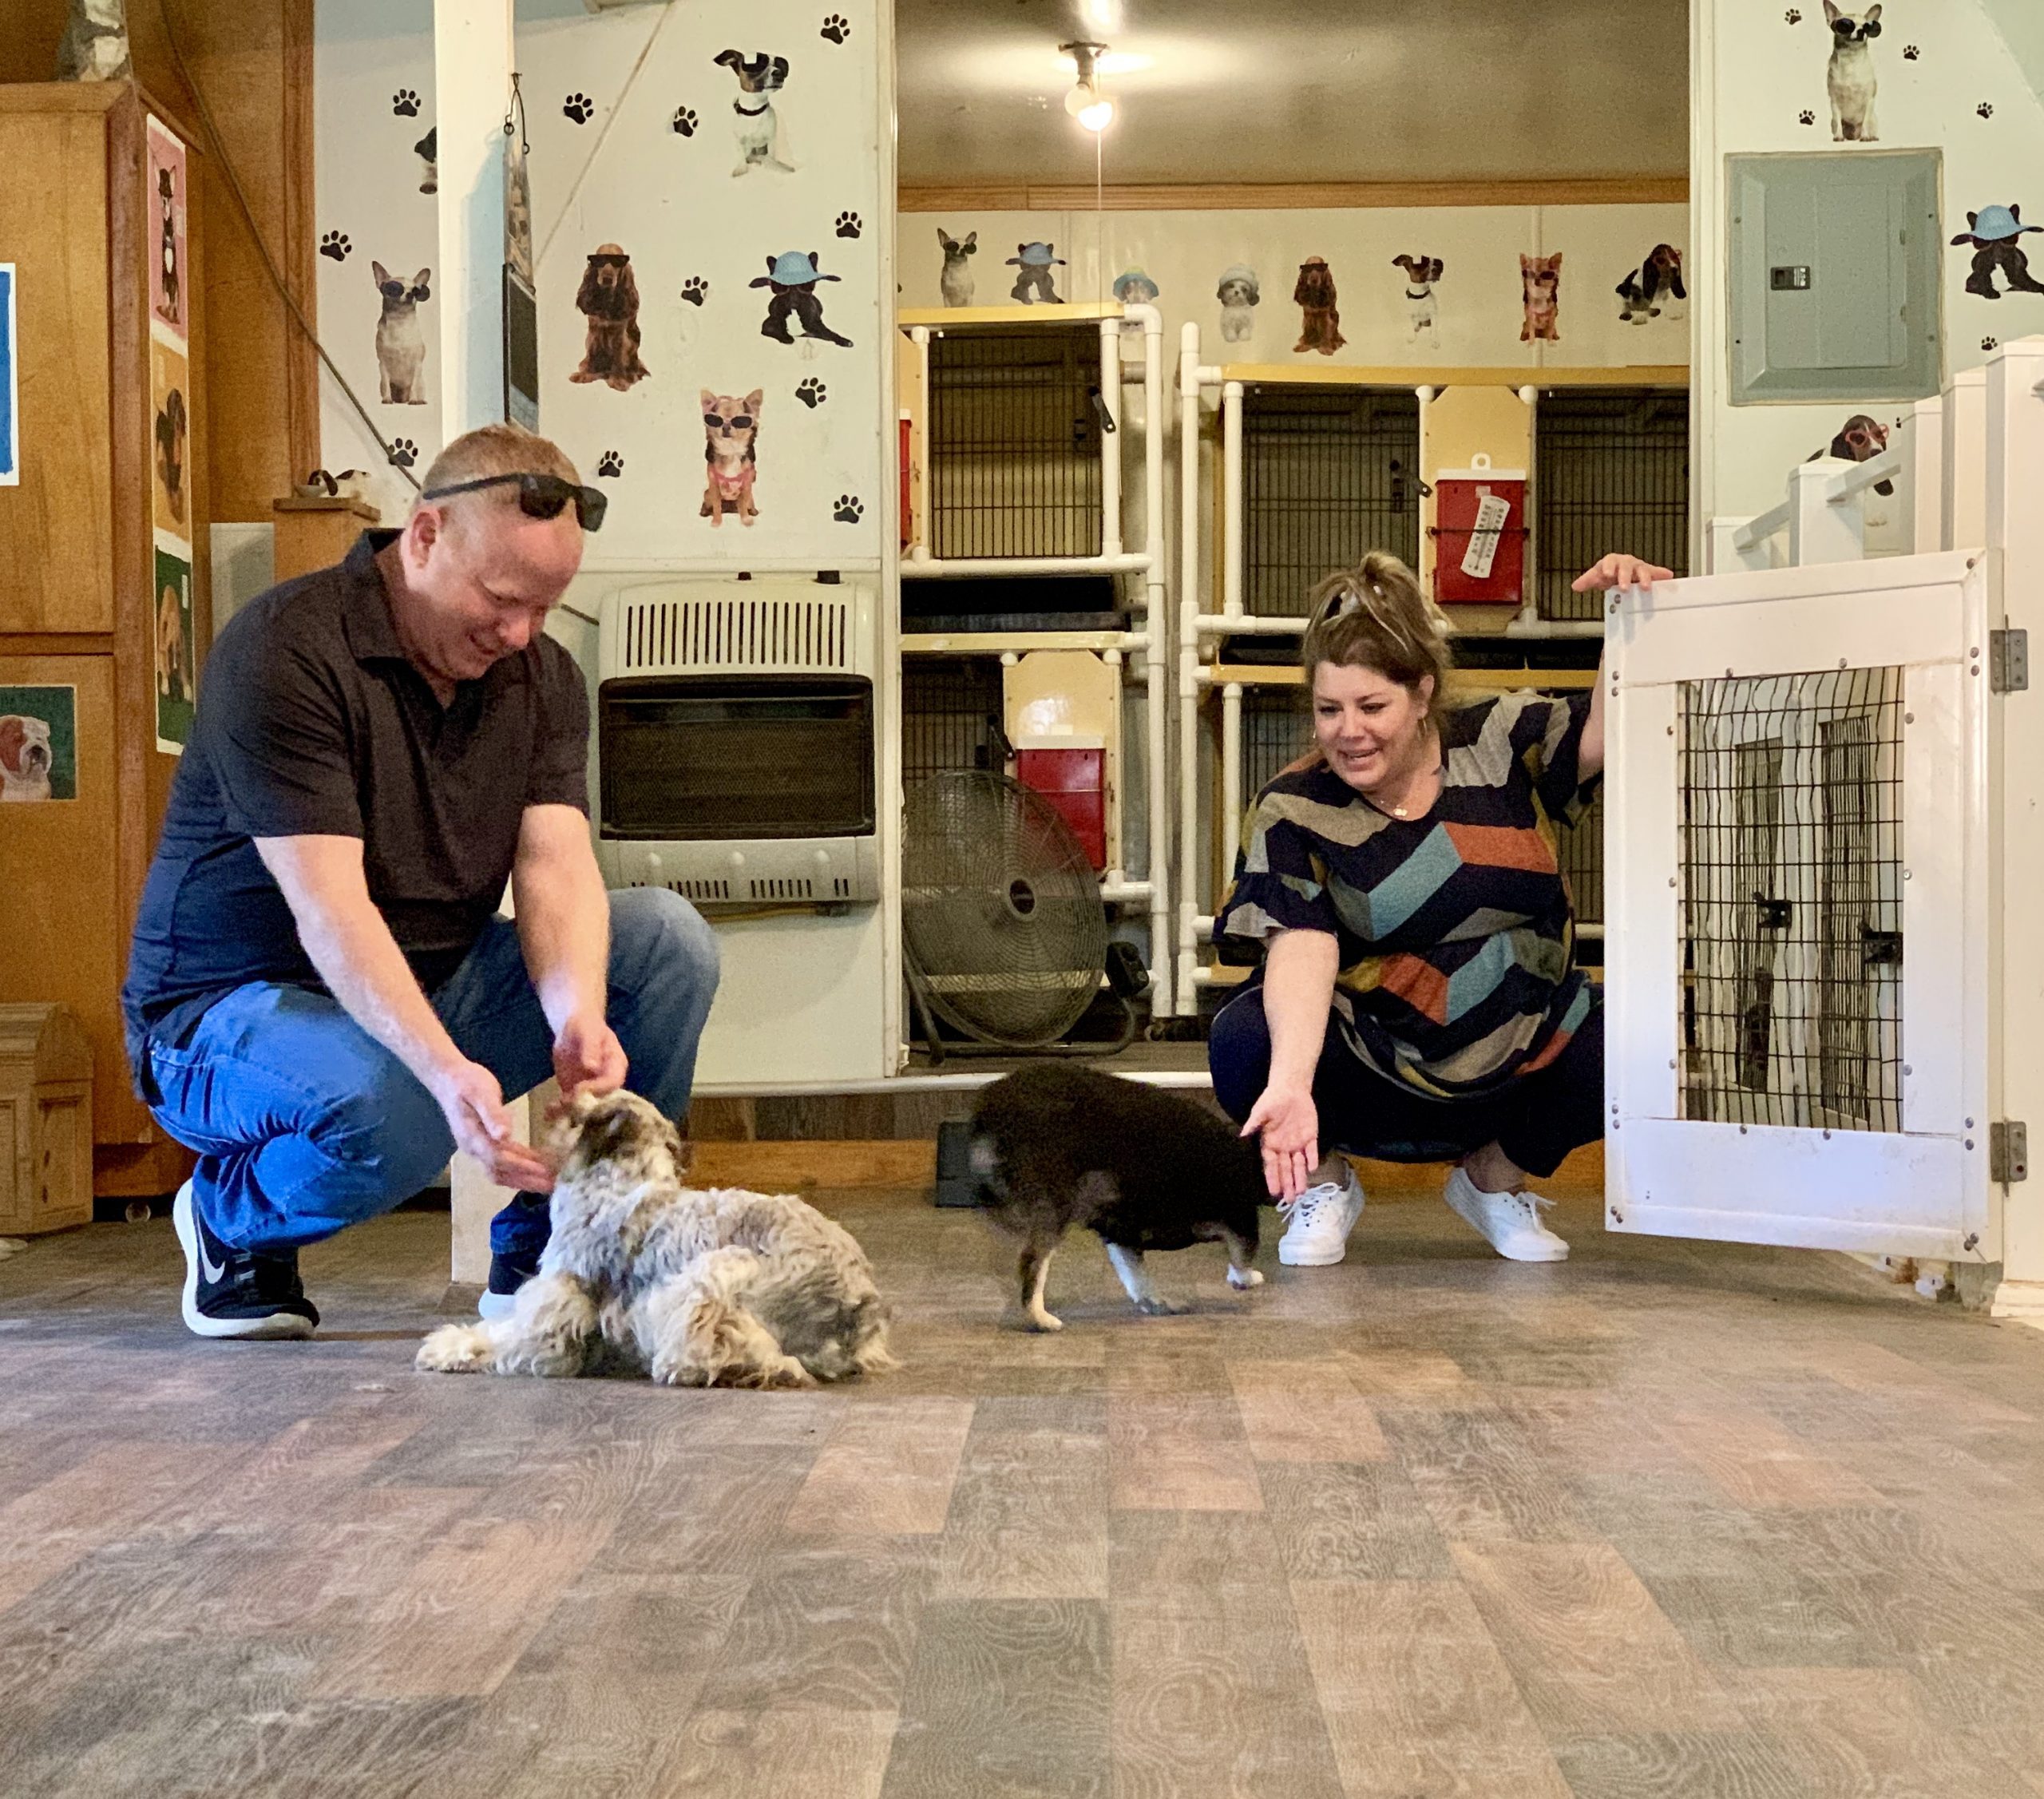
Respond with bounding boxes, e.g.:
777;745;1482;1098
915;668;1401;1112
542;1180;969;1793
926;327;1104;561
1242;387;1420;615
1606;552;1993;1261
1535;390;1689;622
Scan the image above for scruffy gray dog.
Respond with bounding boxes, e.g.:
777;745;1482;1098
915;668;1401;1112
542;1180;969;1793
417;1089;895;1388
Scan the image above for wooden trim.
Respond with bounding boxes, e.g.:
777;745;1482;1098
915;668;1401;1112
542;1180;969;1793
897;302;1123;327
899;177;1689;214
283;0;320;486
688;1139;937;1191
0;83;122;117
1208;663;1597;690
0;635;119;656
1218;363;1690;390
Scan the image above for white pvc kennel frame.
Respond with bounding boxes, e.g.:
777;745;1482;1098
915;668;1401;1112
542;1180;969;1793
897;303;1172;1028
1629;337;2044;1316
1171;331;1638;1012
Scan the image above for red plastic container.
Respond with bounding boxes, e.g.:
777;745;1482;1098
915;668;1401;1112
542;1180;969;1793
1016;737;1107;871
1432;462;1527;605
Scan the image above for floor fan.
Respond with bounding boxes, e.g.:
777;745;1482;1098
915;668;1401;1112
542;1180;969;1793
901;771;1143;1060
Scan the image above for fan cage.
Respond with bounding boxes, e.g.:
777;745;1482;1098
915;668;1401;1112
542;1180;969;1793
1242;386;1422;616
902;772;1109;1048
1678;667;1904;1133
926;327;1104;561
1535;388;1689;622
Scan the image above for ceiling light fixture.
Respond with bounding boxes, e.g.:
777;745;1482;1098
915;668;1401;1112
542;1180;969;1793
1060;40;1115;133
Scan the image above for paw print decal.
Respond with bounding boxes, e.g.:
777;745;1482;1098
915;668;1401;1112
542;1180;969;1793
1783;6;1800;21
671;105;697;137
596;450;624;478
1978;102;1994;120
797;378;826;409
834;211;862;240
387;437;418;469
1798;109;1816;126
833;494;862;524
1903;43;1920;59
1983;337;2000;353
319;230;351;262
820;13;850;44
563;93;594;125
679;276;710;307
392;89;420;117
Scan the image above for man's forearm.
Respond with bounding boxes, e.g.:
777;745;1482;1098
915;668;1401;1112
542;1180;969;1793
295;896;466;1094
513;851;611;1033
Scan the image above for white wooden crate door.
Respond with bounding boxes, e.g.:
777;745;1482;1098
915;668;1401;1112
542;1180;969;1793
1606;552;1996;1263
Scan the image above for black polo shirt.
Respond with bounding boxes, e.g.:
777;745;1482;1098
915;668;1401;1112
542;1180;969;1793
122;530;590;1076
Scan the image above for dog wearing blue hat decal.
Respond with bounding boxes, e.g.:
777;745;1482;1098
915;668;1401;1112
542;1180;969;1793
750;251;854;347
1951;205;2044;301
1008;241;1064;305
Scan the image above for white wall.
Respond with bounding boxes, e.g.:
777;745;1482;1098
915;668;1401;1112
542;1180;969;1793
1694;0;2044;530
899;204;1693;371
315;0;442;521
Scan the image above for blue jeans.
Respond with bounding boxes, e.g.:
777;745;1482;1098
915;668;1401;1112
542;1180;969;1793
144;887;719;1255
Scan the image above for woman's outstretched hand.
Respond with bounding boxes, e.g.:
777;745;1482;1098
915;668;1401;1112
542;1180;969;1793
1572;553;1675;594
1242;1084;1321;1202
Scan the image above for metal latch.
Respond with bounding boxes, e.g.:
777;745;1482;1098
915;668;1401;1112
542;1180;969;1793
1991;1120;2029;1184
1990;628;2028;693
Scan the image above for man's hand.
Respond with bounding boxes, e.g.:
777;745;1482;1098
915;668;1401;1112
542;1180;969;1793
432;1059;559;1192
550;1012;628;1112
1572;553;1675;593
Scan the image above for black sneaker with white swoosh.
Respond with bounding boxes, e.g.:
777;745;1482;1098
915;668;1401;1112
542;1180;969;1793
172;1182;319;1339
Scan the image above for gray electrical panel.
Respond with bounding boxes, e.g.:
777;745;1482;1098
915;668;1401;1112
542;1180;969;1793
1729;151;1943;404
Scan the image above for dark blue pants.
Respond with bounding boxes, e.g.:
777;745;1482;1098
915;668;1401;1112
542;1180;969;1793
145;887;719;1254
1208;985;1604;1179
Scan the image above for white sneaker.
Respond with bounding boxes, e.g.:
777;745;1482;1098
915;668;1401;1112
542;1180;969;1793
1443;1167;1569;1262
1276;1165;1366;1266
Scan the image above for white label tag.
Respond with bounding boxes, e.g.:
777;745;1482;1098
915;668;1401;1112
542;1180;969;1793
1460;488;1511;581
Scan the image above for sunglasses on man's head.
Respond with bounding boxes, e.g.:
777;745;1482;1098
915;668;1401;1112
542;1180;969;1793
421;470;607;531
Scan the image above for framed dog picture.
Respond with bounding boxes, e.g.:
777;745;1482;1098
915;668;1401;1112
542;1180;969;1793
150;338;191;537
153;546;196;754
0;685;77;802
0;265;15;486
145;118;189;339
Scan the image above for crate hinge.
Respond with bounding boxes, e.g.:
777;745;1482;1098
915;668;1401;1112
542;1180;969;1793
1991;1120;2029;1184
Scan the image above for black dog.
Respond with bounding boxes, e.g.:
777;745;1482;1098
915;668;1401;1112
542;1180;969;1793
969;1064;1265;1332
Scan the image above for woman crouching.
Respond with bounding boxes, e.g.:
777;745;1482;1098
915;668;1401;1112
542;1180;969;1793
1209;548;1669;1266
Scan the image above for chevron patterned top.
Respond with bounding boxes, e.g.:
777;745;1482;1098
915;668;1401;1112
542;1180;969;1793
1218;691;1598;1099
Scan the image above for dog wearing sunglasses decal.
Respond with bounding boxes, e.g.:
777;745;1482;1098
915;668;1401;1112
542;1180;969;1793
701;390;763;528
572;244;649;392
371;261;431;405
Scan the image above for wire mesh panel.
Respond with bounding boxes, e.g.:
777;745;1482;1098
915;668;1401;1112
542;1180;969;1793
1679;668;1903;1132
1242;686;1311;802
1243;387;1420;616
927;328;1103;560
901;658;1006;784
1535;390;1689;621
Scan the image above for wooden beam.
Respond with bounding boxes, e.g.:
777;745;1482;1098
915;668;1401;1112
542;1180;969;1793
688;1139;937;1191
1216;363;1689;390
899;177;1689;213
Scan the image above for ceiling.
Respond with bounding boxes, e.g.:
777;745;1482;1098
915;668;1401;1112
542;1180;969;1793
895;0;1689;189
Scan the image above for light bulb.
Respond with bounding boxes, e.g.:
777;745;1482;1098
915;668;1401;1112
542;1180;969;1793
1077;95;1114;131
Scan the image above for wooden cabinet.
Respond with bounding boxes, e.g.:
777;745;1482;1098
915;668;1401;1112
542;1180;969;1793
0;82;208;1198
0;1004;93;1235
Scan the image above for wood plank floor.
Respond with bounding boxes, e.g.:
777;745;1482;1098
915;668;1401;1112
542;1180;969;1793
6;1190;2044;1797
